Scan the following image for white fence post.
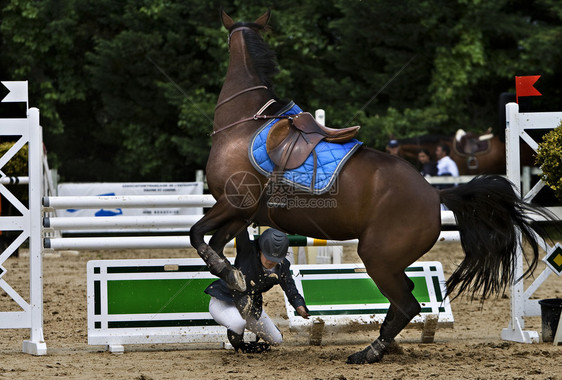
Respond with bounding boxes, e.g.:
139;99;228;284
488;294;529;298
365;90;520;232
0;82;47;355
23;107;46;355
501;102;562;343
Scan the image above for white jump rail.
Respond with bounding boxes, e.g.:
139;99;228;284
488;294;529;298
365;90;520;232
0;176;29;185
43;215;203;230
42;194;216;209
41;193;462;251
44;233;461;251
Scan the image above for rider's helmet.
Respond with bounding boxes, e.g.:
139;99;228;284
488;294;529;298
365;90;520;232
258;228;289;263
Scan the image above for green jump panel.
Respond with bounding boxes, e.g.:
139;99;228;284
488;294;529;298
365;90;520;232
107;278;214;314
301;277;429;306
284;262;454;331
87;258;232;349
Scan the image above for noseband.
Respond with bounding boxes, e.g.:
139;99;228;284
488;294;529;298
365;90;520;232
227;26;254;46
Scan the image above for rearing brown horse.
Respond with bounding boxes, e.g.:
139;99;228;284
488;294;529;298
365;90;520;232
190;10;551;364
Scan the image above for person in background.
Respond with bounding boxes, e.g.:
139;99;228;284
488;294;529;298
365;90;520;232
435;144;459;210
386;139;400;156
435;144;459;178
205;228;309;353
418;148;437;177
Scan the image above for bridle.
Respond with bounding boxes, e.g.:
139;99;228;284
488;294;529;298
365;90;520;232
211;26;285;137
227;26;254;46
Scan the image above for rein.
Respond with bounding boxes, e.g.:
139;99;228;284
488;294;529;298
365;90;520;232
211;98;288;136
214;85;268;110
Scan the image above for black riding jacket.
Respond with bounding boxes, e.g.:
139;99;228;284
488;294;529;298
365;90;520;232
204;230;307;319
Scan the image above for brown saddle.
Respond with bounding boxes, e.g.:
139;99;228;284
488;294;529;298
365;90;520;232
266;112;360;170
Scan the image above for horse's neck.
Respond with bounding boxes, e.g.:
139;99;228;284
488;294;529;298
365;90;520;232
217;33;265;107
214;36;272;133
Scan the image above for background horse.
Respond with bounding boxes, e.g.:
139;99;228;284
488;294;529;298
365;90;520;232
397;131;535;175
189;10;552;364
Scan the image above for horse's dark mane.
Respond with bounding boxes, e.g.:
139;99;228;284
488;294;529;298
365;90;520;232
233;22;279;90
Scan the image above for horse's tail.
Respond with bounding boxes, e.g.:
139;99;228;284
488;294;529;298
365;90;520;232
439;175;553;300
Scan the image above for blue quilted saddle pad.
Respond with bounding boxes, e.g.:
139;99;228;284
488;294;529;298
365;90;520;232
249;101;362;194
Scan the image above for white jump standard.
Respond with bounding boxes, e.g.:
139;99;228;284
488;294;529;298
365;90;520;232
0;81;46;355
501;102;562;343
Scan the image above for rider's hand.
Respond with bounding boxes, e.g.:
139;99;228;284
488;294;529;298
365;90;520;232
296;305;310;319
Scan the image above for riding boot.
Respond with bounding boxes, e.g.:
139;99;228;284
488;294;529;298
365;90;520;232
200;245;246;292
227;330;270;354
243;341;271;353
227;329;245;352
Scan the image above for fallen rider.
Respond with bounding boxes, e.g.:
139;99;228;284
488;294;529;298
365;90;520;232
205;228;310;353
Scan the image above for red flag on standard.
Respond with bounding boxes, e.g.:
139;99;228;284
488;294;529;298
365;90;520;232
515;75;542;103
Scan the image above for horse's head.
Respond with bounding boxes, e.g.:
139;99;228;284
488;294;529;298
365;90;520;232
221;9;271;31
212;9;282;138
216;9;278;101
451;129;505;173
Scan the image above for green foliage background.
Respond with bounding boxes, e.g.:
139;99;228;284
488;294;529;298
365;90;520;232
1;0;561;182
0;142;27;176
536;124;562;200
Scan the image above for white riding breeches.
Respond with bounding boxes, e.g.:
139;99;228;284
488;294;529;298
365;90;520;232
208;296;283;345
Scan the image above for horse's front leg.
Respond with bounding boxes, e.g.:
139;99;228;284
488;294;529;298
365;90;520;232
189;198;249;292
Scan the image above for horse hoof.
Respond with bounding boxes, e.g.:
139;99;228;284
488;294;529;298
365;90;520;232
346;343;385;364
227;267;247;292
346;350;367;364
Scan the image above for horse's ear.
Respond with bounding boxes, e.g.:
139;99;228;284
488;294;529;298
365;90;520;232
221;9;235;30
254;9;271;27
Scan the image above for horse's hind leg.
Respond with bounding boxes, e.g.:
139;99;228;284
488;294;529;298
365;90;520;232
347;269;421;364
